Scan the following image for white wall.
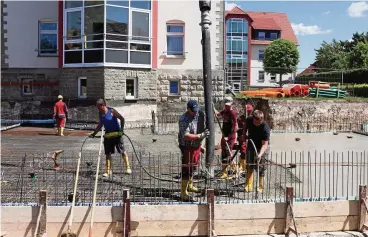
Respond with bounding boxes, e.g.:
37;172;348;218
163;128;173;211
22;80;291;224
4;1;59;68
157;0;220;70
250;44;293;87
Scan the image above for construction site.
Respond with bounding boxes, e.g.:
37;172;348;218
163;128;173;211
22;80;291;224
1;96;368;237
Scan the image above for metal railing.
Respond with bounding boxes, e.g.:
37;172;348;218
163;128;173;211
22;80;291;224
0;112;21;131
1;150;367;206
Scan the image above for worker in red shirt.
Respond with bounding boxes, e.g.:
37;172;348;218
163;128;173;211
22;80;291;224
237;104;254;173
215;97;238;179
53;95;68;136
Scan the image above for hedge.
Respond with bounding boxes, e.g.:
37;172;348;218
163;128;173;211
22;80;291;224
342;84;368;98
295;68;368;84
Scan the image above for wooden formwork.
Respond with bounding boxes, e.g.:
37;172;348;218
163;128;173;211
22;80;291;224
1;187;368;237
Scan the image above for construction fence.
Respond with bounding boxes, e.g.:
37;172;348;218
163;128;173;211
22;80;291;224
1;149;368;206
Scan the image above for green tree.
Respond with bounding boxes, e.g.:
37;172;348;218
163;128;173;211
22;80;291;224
315;39;349;71
349;42;368;68
263;39;299;87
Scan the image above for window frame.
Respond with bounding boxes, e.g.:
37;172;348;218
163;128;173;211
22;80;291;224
258;31;265;40
258;50;264;61
63;0;152;68
22;79;34;96
78;77;87;98
258;71;265;82
169;80;180;95
270;73;276;82
166;22;185;57
38;20;58;57
232;82;241;92
270;32;278;40
125;78;138;100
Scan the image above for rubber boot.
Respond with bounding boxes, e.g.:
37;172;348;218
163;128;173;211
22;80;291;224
122;152;132;174
188;177;198;192
240;159;246;172
181;179;190;201
258;176;264;193
57;128;60;136
60;128;64;136
103;159;111;177
219;166;228;179
245;169;254;192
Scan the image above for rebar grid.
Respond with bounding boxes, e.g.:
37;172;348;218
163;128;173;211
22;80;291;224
1;150;367;206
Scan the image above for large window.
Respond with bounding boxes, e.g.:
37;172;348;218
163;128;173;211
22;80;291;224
39;21;58;56
64;0;151;67
166;24;184;56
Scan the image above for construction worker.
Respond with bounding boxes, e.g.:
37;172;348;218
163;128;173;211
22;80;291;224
178;100;209;201
53;95;68;136
243;110;270;193
89;99;131;177
237;104;254;172
214;97;238;179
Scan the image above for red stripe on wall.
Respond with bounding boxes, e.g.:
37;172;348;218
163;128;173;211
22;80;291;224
152;0;158;68
58;0;63;68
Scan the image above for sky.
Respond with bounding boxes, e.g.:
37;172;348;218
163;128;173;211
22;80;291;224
225;1;368;70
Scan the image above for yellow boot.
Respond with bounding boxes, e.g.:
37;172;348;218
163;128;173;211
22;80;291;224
240;159;246;172
188;177;198;192
258;176;264;193
122;152;132;174
181;179;190;201
60;128;64;136
219;166;228;179
103;159;111;177
245;169;254;192
57;128;60;136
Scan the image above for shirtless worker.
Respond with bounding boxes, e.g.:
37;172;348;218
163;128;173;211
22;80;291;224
243;110;270;193
178;100;209;201
89;99;131;177
214;97;238;179
53;95;68;136
237;104;254;173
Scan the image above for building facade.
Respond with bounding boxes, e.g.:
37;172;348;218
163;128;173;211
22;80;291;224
1;0;225;119
225;7;298;91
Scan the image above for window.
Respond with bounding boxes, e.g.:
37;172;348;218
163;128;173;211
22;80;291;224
22;79;33;95
258;32;265;40
258;71;265;82
166;24;184;56
78;77;87;98
126;78;137;99
258;50;264;61
270;74;276;82
39;21;58;56
232;82;241;92
64;1;152;67
270;33;278;40
169;81;180;95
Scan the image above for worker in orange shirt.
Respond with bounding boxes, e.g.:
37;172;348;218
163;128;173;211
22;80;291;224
53;95;68;136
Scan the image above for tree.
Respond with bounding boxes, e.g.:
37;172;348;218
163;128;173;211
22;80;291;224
315;39;349;71
349;42;368;68
263;39;299;87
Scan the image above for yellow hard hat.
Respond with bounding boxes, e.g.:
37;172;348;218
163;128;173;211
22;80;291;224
57;95;63;99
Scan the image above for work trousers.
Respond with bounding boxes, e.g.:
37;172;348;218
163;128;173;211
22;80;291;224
221;133;237;164
245;146;270;177
180;145;201;179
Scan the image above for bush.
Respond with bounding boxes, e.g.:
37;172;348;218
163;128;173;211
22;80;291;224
342;83;368;97
295;68;368;84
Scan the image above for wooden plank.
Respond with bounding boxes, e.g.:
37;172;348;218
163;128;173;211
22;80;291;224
130;220;208;236
207;189;214;237
46;206;123;222
215;203;285;220
295;216;359;233
294;200;359;218
284;187;296;235
38;190;47;237
359;185;367;231
215;219;285;235
123;189;131;237
131;205;208;221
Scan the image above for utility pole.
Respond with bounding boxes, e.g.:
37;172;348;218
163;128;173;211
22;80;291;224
199;0;215;177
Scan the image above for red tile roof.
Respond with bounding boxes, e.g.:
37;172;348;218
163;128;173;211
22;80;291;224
225;7;298;45
251;17;281;30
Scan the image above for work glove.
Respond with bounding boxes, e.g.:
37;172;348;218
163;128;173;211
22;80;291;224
199;129;210;141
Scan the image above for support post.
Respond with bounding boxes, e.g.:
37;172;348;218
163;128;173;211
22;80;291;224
37;190;47;237
207;189;215;237
284;187;297;236
123;189;131;237
199;0;215;178
359;185;368;232
151;110;155;134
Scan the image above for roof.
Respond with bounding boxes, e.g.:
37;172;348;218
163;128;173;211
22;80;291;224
298;61;319;76
226;8;298;45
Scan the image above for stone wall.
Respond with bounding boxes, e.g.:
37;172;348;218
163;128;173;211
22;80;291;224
1;1;8;68
157;69;225;103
